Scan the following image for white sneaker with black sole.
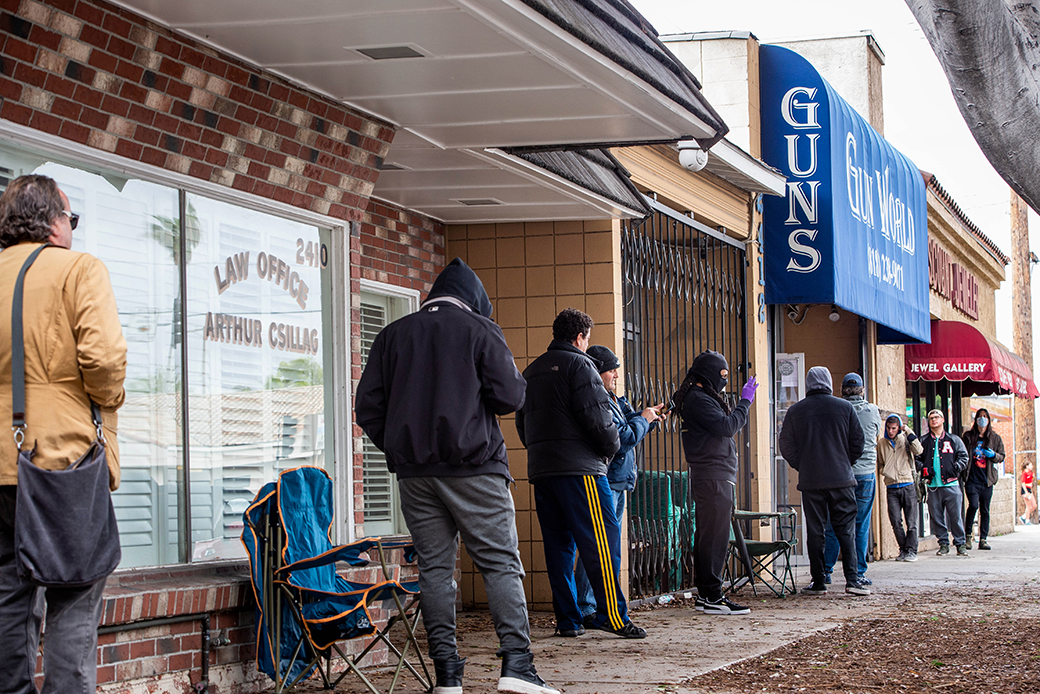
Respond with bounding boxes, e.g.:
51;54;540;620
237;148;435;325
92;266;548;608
701;596;750;615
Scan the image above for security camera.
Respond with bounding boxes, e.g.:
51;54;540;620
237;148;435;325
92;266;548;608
678;141;708;172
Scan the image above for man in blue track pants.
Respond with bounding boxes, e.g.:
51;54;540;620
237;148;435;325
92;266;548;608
516;308;647;639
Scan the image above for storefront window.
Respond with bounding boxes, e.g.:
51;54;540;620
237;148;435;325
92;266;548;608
185;194;330;561
0;142;334;567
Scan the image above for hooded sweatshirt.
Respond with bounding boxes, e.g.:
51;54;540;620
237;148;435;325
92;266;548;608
876;414;924;486
355;258;527;479
778;366;864;491
845;394;883;476
680;351;750;483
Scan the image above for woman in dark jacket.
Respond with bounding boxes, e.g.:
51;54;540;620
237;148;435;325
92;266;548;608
961;408;1005;550
672;350;757;615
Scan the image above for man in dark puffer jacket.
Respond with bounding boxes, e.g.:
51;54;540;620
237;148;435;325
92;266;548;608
517;309;646;639
356;258;557;694
779;366;868;597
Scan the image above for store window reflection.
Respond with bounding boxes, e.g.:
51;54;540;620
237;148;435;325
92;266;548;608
0;146;184;568
185;194;328;562
0;141;332;567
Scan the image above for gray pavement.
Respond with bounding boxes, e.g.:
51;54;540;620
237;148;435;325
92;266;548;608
446;524;1040;693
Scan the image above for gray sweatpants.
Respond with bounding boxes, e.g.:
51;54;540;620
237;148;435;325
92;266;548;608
398;475;529;660
0;487;106;694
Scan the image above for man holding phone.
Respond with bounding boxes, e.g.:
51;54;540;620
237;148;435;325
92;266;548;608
570;345;666;628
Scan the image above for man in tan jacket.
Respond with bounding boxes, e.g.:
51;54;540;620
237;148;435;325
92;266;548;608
877;414;924;562
0;174;126;694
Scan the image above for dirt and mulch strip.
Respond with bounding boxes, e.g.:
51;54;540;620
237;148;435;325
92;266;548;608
688;585;1040;694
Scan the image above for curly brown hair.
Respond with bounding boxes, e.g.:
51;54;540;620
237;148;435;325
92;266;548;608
0;174;64;249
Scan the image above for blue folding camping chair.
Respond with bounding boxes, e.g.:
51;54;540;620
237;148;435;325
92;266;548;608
242;466;431;693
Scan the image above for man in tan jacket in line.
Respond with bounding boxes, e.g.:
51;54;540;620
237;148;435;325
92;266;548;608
877;414;924;562
0;174;127;694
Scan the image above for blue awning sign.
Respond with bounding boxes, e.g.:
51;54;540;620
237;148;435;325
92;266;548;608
760;45;930;344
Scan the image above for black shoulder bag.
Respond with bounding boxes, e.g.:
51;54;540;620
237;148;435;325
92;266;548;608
11;243;121;587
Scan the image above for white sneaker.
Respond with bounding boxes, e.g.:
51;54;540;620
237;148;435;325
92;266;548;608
904;552;918;562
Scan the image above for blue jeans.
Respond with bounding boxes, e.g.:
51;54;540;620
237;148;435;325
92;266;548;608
574;489;625;618
824;474;875;579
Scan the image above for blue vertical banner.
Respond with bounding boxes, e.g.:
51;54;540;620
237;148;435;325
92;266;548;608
759;45;930;344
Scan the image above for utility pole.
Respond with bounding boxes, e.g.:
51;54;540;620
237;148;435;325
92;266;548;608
1011;191;1036;520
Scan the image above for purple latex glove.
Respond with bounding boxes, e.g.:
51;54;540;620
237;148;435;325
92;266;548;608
741;375;758;403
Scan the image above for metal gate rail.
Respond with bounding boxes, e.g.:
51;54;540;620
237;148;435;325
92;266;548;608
622;199;749;598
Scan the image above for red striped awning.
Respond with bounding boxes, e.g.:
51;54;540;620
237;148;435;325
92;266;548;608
905;320;1039;399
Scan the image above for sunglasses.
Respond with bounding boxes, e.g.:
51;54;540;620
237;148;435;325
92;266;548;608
62;209;79;230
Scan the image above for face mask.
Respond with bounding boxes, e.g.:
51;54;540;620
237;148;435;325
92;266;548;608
978;417;988;429
719;375;728;390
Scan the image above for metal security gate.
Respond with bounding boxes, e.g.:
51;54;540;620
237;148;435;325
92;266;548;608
622;198;749;598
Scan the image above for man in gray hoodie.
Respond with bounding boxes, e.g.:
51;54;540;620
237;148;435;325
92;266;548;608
779;367;868;596
823;373;882;586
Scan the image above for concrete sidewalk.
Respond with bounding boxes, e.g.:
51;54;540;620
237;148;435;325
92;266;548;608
444;524;1040;693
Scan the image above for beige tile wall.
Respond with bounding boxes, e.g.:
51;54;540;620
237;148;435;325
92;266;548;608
445;219;623;610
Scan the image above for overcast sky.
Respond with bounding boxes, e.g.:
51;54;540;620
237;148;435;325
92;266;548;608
631;0;1037;358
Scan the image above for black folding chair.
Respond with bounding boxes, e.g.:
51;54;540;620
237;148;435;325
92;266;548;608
723;509;799;598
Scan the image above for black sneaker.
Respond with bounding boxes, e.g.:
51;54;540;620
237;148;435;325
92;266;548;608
845;581;870;596
597;621;647;639
498;650;559;694
856;576;872;586
581;613;596;629
937;544;950;556
433;655;465;694
553;625;584;637
978;539;991;550
694;596;706;611
702;596;750;615
802;581;828;595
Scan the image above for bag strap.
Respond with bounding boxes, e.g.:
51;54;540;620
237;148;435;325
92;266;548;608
10;244;104;450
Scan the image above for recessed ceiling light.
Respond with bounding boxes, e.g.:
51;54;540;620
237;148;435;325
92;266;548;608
455;198;503;206
355;45;426;60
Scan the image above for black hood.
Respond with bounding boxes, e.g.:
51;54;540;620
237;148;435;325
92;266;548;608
691;350;729;393
426;258;493;318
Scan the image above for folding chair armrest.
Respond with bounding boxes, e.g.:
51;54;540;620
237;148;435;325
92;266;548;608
278;544;372;576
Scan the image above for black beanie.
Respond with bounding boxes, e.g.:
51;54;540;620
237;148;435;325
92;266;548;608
586;345;621;373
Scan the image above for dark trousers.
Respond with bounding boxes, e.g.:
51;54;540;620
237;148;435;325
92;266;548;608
0;487;106;694
886;484;919;555
691;479;734;602
802;487;858;586
533;475;629;632
965;482;994;541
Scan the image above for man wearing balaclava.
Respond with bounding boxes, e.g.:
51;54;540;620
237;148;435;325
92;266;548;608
778;366;868;596
671;350;758;615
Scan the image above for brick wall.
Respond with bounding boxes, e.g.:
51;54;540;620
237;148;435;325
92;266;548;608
0;0;392;220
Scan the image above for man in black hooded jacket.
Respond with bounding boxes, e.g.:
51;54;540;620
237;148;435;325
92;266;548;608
356;258;557;694
779;366;869;596
517;309;647;639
